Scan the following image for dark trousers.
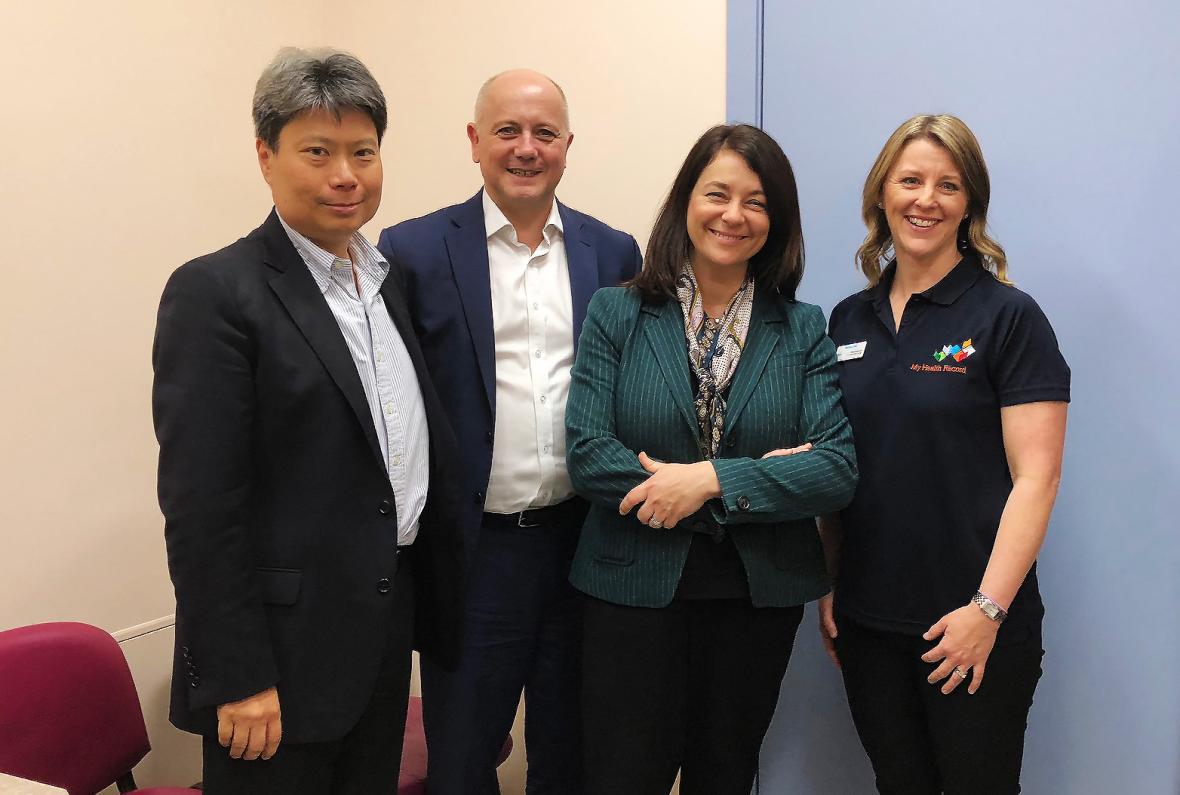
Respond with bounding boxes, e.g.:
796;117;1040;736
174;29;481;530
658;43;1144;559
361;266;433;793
582;596;804;795
201;552;415;795
836;618;1044;795
421;503;586;795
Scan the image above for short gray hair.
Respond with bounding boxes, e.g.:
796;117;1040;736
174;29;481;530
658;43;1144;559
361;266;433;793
253;47;387;150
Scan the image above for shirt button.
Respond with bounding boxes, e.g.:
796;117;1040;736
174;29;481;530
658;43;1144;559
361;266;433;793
392;455;402;467
539;395;547;404
384;402;394;416
543;444;551;454
535;350;543;358
376;350;384;362
533;302;539;310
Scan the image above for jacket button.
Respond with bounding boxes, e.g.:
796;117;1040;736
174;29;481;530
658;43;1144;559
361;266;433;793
736;496;751;511
376;578;392;594
189;676;201;688
181;645;191;656
485;431;494;443
474;491;484;505
379;500;393;515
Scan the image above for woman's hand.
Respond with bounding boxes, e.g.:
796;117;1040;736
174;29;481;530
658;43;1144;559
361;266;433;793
818;592;840;668
619;452;721;529
920;604;1001;695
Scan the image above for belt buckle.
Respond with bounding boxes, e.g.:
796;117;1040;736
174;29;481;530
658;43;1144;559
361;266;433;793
517;510;541;528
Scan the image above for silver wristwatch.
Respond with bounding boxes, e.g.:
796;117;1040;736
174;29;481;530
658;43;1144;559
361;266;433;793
972;591;1007;623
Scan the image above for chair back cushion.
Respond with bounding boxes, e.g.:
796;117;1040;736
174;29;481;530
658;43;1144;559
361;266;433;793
0;622;150;794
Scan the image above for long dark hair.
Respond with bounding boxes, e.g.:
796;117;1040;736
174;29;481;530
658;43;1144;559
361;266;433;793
629;123;805;301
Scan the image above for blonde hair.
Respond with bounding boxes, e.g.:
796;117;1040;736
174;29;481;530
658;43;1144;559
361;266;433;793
855;114;1010;286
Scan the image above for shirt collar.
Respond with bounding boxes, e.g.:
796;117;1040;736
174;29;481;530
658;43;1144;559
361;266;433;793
277;212;389;297
867;253;984;308
481;190;563;244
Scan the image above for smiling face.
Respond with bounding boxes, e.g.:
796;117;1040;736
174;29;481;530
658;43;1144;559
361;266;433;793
257;107;382;258
467;71;572;218
686;148;770;278
881;137;969;271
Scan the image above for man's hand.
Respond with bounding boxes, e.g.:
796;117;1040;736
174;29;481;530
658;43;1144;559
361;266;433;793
217;686;282;760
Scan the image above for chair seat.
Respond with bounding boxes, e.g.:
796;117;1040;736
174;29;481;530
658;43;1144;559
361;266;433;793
129;788;202;794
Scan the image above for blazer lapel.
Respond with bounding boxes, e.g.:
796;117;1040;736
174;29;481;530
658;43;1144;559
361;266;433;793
641;301;698;438
261;213;385;470
722;289;782;435
444;194;496;412
559;202;596;354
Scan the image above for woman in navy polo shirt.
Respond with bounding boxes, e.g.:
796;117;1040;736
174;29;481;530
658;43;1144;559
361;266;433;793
821;114;1070;794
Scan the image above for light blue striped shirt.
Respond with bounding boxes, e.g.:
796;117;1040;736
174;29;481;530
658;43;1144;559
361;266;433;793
279;215;429;546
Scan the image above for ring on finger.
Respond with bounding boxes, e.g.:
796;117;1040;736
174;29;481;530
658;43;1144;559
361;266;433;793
649;518;664;528
954;666;968;680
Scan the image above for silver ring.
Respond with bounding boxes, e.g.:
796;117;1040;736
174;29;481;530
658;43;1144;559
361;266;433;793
649;519;663;529
954;667;968;680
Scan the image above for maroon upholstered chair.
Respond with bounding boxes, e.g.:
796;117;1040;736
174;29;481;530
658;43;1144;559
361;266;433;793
0;621;199;795
398;695;514;794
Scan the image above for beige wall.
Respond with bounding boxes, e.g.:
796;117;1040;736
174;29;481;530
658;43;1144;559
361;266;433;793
1;1;724;790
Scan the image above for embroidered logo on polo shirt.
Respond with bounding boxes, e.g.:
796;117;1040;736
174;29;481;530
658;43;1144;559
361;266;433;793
910;337;975;374
933;338;975;363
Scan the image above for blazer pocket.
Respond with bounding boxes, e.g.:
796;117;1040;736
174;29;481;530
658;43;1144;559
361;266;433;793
771;349;806;368
594;521;637;567
256;567;302;605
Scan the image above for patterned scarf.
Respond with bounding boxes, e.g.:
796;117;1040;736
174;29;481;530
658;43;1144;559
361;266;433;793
675;264;754;459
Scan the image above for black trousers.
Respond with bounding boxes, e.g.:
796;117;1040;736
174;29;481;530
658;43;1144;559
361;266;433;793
582;596;804;795
836;618;1044;795
201;551;415;795
421;502;587;795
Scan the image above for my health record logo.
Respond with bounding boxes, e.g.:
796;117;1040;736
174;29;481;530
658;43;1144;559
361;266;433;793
933;339;975;363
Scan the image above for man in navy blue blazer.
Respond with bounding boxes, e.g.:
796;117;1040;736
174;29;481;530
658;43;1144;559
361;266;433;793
378;69;641;794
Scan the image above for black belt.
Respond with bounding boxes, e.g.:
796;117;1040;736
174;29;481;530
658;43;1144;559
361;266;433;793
482;497;587;529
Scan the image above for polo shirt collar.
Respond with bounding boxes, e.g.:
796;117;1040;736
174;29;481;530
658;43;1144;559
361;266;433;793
867;253;983;308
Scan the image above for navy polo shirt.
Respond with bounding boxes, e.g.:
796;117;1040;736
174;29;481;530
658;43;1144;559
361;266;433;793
828;255;1070;636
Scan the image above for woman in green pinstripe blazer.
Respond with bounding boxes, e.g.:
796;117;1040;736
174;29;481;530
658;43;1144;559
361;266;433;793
565;124;858;795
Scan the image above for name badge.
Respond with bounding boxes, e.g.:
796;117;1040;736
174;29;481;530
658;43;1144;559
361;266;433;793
836;341;867;362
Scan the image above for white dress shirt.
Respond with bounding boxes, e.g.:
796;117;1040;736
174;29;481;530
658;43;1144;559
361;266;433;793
482;192;575;513
279;215;430;545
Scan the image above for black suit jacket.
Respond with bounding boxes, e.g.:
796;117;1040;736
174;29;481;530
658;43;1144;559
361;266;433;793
376;191;642;558
152;210;464;743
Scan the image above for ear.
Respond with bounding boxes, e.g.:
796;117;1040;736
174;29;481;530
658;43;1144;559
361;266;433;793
565;131;574;154
256;138;274;186
466;122;480;163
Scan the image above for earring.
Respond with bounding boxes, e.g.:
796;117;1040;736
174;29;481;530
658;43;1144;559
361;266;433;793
876;202;883;209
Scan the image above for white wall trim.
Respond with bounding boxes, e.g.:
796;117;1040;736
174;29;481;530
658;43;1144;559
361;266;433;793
112;615;175;643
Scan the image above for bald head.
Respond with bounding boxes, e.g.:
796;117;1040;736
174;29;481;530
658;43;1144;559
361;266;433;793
474;69;570;130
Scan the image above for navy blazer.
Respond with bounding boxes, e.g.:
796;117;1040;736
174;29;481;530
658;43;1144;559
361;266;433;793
377;191;642;555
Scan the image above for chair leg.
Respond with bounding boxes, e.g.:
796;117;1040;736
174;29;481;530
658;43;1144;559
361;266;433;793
115;772;138;793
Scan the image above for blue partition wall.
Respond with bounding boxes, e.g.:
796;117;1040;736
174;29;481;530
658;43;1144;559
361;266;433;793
728;2;1180;793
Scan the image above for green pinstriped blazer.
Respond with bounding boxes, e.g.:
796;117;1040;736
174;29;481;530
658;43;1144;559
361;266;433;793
565;285;858;608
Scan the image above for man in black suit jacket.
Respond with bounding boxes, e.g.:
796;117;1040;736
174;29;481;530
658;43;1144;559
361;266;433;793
152;48;463;794
377;69;641;794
